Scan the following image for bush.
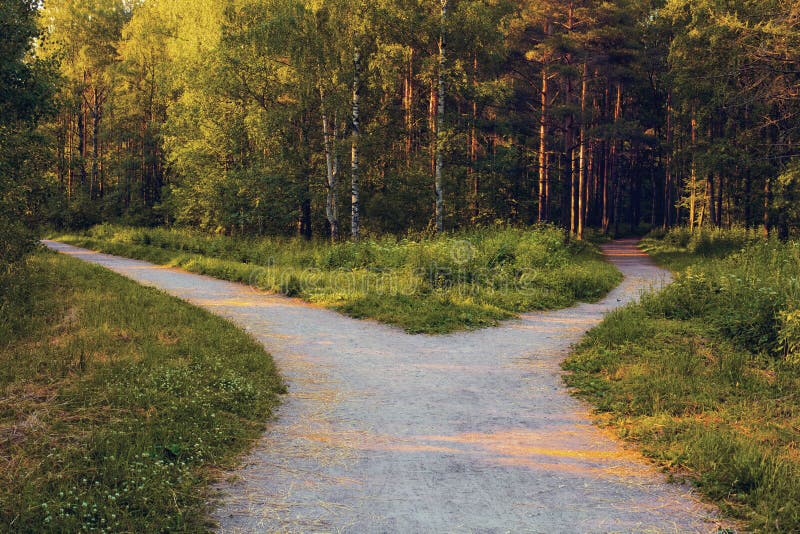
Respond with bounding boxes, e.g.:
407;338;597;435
644;229;800;358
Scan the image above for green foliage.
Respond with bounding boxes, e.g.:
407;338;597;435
564;229;800;530
0;0;57;264
57;224;622;334
641;226;762;272
23;0;800;241
643;228;800;356
778;308;800;365
0;251;284;532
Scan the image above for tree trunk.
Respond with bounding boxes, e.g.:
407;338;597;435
577;62;587;240
604;83;622;234
689;106;697;232
79;83;87;190
708;173;716;228
744;169;751;227
585;141;593;227
67;111;74;203
569;143;576;235
141;120;147;205
295;116;312;239
716;173;723;227
564;3;575;239
602;138;610;234
429;81;436;176
544;153;551;220
351;47;361;240
404;48;414;164
663;92;672;229
320;87;339;241
434;0;447;233
650;159;657;227
537;18;551;223
91;90;101;200
537;69;549;222
469;51;479;220
613;166;622;236
56;112;66;189
763;176;771;237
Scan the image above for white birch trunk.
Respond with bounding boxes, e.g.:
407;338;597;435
320;87;339;241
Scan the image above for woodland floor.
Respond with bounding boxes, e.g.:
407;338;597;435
45;238;733;533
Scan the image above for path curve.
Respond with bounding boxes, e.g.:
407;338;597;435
45;239;726;533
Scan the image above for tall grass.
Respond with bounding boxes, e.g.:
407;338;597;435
564;228;800;531
56;224;622;334
644;227;800;357
641;225;762;271
1;251;285;531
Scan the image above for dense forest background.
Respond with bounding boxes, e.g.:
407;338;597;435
3;0;800;246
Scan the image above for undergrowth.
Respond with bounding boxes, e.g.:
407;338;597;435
55;224;622;334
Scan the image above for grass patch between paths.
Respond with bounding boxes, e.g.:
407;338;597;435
1;251;285;532
563;227;800;532
55;224;622;334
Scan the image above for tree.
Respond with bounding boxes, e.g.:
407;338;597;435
31;0;800;239
1;0;56;263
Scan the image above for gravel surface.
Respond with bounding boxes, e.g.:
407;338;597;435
45;238;729;533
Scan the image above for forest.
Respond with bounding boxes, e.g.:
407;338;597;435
3;0;800;248
4;0;800;532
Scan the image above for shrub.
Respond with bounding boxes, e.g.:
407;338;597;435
644;229;800;357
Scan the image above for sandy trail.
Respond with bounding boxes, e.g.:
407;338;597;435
45;238;726;533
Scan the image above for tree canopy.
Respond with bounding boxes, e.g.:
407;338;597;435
4;0;800;241
1;0;55;263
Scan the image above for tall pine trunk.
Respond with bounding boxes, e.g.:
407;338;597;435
351;47;361;240
663;92;673;229
689;106;697;232
537;19;550;223
763;176;771;237
67;111;74;202
91;89;102;200
434;0;447;233
564;3;575;239
577;62;587;240
601;85;610;233
79;77;88;190
469;51;479;220
404;49;414;164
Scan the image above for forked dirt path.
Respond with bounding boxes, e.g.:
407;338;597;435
45;239;727;533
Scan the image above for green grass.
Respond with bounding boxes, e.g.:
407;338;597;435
1;251;285;532
563;227;800;532
54;224;622;334
640;225;763;272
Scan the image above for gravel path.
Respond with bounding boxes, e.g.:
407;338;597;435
45;239;727;533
